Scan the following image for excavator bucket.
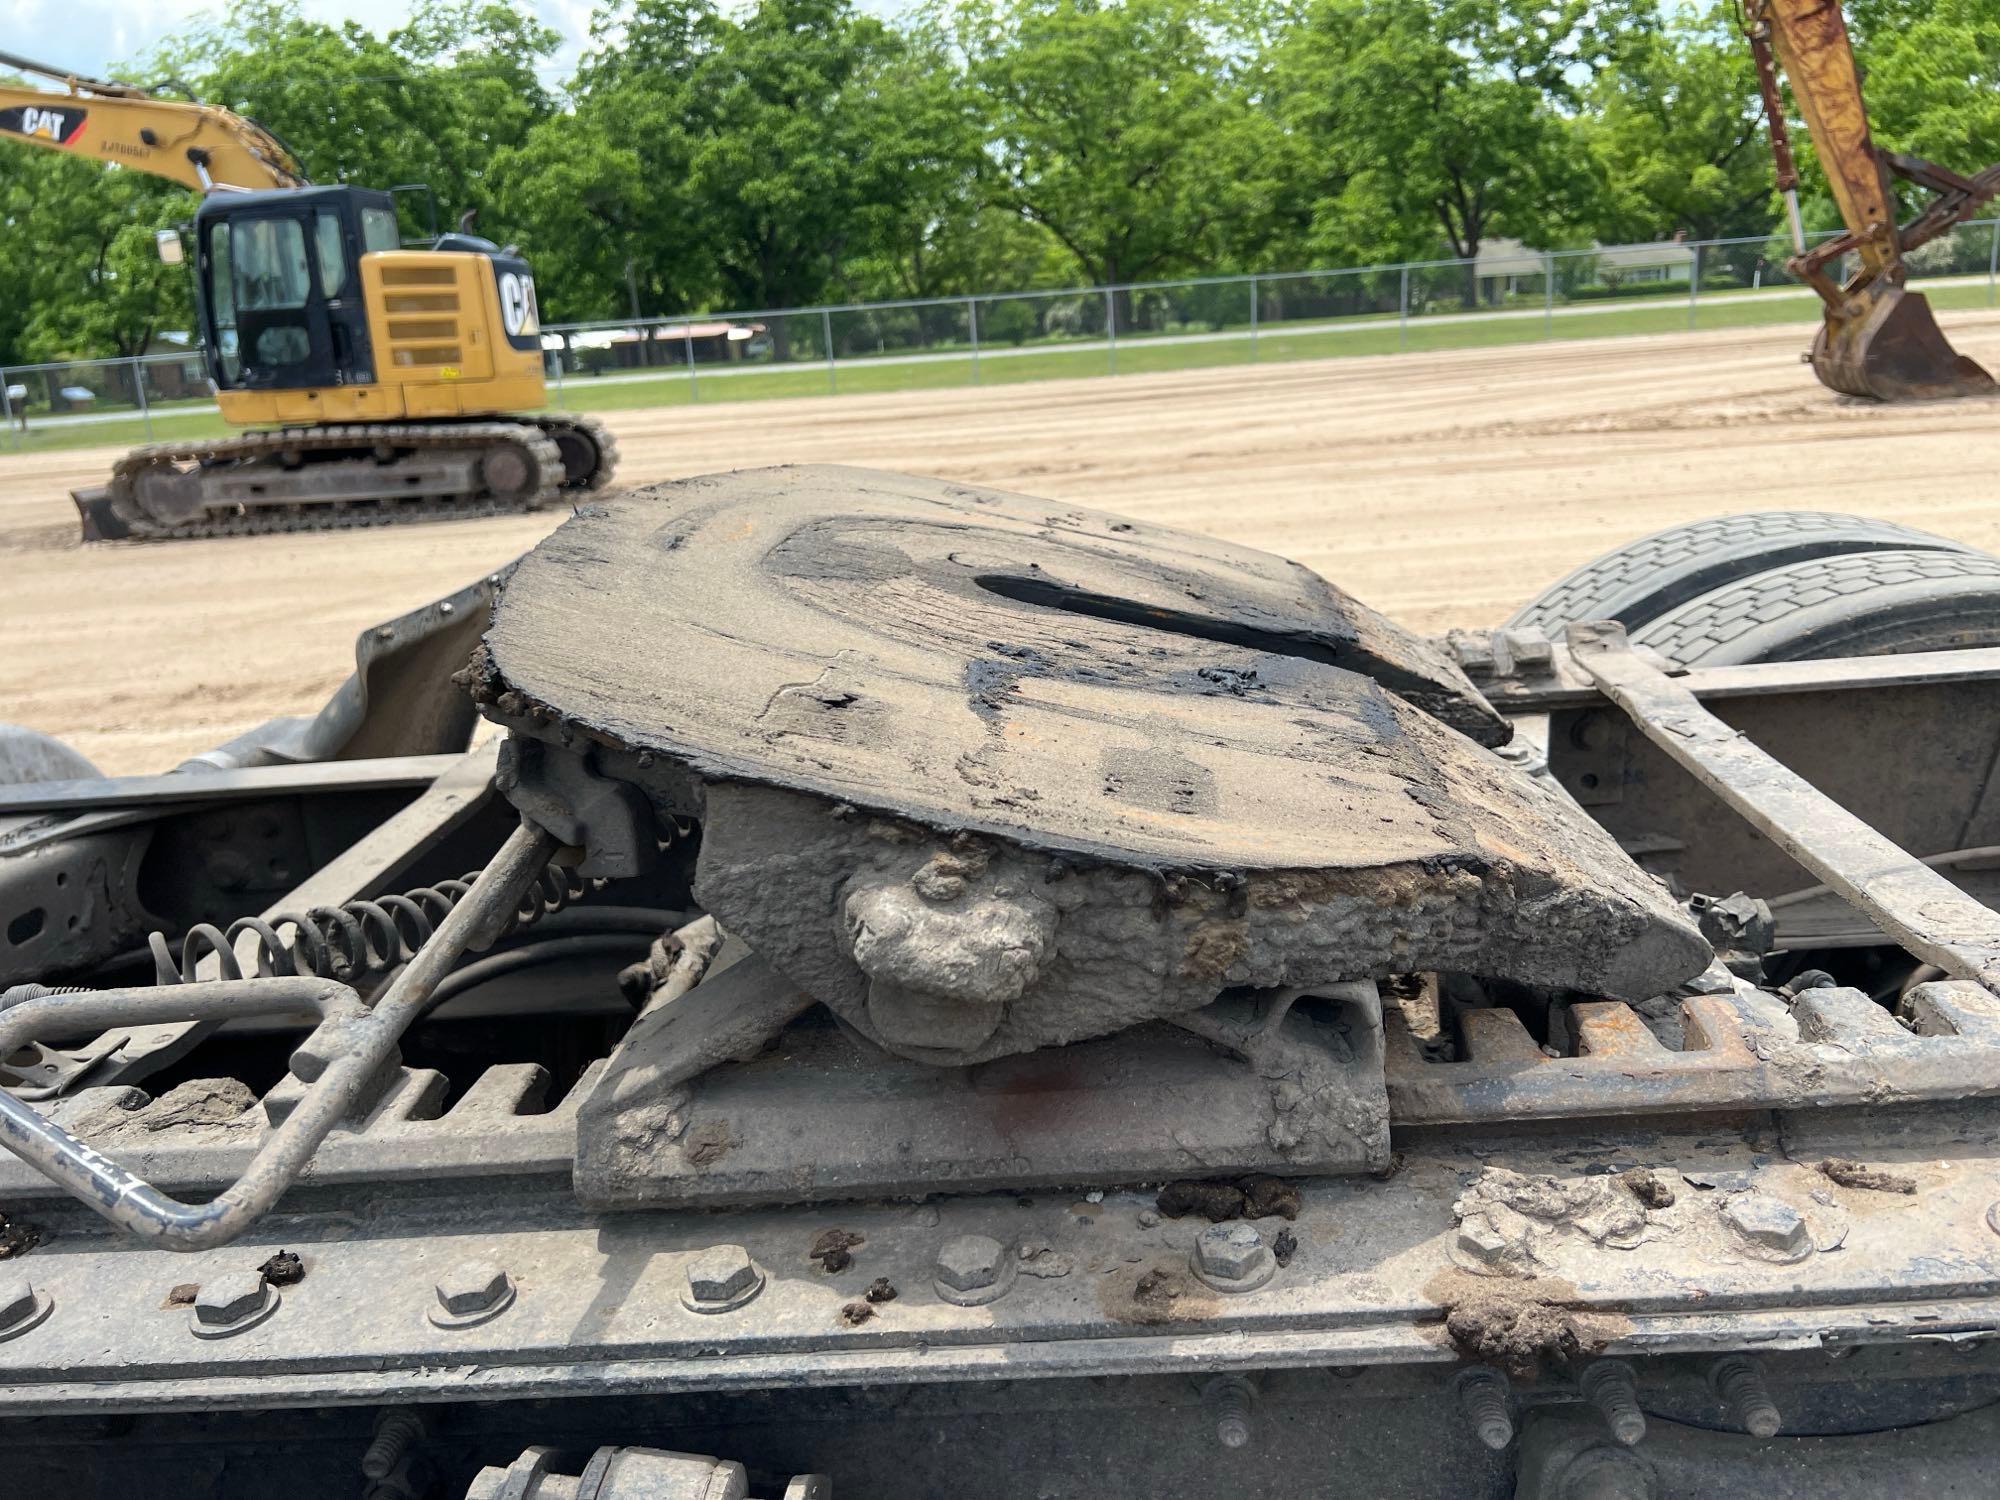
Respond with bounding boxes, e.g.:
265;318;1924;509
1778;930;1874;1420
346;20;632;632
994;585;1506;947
1811;285;1998;401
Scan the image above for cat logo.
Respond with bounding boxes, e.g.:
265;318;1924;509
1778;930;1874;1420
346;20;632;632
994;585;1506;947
498;271;540;339
0;105;88;146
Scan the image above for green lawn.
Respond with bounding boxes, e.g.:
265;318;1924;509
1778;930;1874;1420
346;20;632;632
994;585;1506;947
7;276;1995;460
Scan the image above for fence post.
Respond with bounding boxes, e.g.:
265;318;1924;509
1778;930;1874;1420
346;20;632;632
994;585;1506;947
131;357;151;439
1687;244;1702;330
552;339;567;409
1398;266;1409;351
822;308;837;394
968;298;980;385
1989;219;1998;307
1106;288;1117;374
1249;276;1260;361
1;368;17;449
1543;254;1554;338
684;323;699;404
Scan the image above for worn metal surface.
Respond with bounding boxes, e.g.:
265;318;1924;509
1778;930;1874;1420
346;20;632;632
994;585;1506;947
1570;621;2000;991
2;1103;1998;1414
1389;978;2000;1122
0;755;468;817
576;963;1390;1208
476;469;1705;1063
1464;639;2000;715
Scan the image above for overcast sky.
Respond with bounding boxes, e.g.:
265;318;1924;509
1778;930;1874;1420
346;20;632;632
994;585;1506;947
4;0;604;86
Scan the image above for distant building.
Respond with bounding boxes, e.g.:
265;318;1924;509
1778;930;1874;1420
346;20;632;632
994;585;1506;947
1475;238;1699;301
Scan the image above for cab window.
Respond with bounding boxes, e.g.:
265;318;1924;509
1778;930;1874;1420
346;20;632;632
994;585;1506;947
361;206;401;254
314;211;348;299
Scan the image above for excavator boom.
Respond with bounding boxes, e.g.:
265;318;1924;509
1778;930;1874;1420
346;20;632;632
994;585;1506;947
1745;1;1999;399
0;48;304;193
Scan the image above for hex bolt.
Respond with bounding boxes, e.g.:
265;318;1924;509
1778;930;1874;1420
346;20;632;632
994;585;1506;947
935;1233;1016;1306
1453;1367;1515;1451
1722;1193;1812;1261
0;1276;50;1343
1579;1359;1648;1446
681;1245;765;1313
363;1408;428;1481
1709;1355;1782;1438
190;1270;278;1339
1192;1221;1277;1292
430;1259;517;1327
1203;1374;1256;1450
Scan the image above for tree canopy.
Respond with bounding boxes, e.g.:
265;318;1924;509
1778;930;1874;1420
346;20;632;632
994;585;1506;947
0;0;1993;361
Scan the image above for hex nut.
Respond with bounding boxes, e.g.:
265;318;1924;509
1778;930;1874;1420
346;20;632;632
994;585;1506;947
0;1278;51;1344
934;1234;1016;1306
1722;1193;1812;1261
1192;1222;1276;1292
680;1246;765;1314
190;1271;279;1339
429;1260;517;1328
1456;1219;1512;1266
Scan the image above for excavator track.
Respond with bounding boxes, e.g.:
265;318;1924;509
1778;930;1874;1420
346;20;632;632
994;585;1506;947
83;422;567;542
534;413;620;493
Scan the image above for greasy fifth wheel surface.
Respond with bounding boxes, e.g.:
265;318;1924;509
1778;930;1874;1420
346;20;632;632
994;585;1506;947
472;466;1708;1065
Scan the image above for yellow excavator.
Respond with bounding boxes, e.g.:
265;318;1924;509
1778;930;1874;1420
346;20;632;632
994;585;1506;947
0;50;616;539
1744;0;2000;399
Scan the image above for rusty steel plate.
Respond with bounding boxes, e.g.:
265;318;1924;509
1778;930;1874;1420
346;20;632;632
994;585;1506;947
479;468;1707;1061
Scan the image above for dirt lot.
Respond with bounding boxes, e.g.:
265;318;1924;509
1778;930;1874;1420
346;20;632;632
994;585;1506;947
6;314;2000;774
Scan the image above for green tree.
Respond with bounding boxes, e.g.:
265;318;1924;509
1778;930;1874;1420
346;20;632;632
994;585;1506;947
954;0;1286;308
1578;4;1775;244
155;0;560;229
1272;0;1626;299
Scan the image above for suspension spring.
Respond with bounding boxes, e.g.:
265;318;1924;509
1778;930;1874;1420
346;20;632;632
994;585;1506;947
148;860;603;986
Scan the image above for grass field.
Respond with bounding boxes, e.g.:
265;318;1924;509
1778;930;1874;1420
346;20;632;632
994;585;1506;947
7;275;1995;458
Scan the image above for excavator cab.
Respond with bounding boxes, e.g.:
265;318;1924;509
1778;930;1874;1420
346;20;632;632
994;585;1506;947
190;185;549;424
195;185;393;393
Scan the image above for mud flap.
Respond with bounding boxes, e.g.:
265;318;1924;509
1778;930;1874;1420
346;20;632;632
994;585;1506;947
1811;287;1998;401
71;486;132;543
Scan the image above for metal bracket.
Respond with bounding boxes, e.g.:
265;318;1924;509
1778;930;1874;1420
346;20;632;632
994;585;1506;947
1567;621;2000;994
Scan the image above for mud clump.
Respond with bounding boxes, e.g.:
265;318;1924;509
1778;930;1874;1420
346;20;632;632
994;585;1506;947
1620;1168;1676;1209
0;1213;44;1260
809;1228;866;1273
1820;1158;1916;1195
1157;1175;1302;1223
839;1301;875;1327
864;1277;898;1304
1426;1269;1621;1378
163;1283;199;1308
259;1250;306;1287
1272;1228;1299;1268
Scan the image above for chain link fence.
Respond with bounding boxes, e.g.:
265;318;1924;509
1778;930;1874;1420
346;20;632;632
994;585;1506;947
9;221;2000;447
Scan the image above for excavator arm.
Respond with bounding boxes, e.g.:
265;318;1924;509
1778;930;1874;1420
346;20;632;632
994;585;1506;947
1743;1;2000;399
0;49;305;193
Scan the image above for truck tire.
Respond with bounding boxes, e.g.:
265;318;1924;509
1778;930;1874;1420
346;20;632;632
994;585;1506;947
1631;549;2000;666
1507;511;1975;636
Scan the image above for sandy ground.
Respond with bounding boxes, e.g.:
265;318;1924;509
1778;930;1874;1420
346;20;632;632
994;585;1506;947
7;313;2000;775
